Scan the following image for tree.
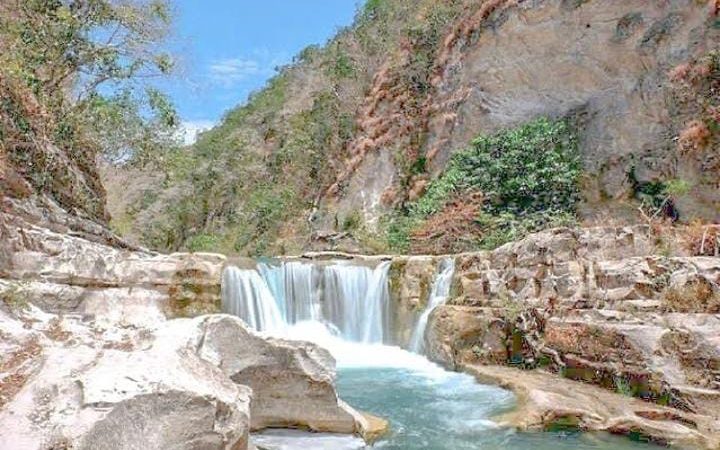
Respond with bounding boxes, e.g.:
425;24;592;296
0;0;179;166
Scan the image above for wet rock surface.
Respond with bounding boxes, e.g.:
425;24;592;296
465;365;720;450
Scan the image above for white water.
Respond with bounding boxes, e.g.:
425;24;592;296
408;258;456;353
224;260;661;450
221;267;285;333
222;260;391;343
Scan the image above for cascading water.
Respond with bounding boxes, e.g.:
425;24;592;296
222;259;391;344
221;266;285;333
322;262;391;343
408;258;456;353
225;258;662;450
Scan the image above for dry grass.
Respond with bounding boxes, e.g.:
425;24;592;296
0;337;42;408
678;119;711;152
662;280;720;314
684;222;719;256
410;191;484;254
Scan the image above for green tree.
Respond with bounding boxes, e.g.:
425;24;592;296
0;0;178;166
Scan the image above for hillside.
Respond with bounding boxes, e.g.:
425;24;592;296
107;0;720;256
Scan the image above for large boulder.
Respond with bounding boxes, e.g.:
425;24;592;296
195;315;366;434
0;309;251;450
0;306;376;450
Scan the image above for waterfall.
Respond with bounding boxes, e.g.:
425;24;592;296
221;260;391;344
408;258;456;354
221;266;285;333
323;261;390;343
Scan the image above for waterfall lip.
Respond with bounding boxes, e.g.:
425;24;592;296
221;259;392;345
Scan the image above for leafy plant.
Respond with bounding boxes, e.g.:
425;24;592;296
387;117;581;253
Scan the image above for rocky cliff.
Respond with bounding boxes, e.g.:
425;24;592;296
107;0;720;256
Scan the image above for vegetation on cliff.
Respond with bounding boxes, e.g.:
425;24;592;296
386;118;581;253
105;0;718;257
2;0;718;256
118;0;474;255
0;0;178;220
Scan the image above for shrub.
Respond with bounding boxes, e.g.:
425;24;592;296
387;117;581;253
186;234;221;253
679;119;711;151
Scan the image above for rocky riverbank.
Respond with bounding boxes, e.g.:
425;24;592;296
2;196;719;448
0;199;385;449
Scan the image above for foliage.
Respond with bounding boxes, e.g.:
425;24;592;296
402;1;463;95
669;50;719;155
386;117;581;253
186;233;221;253
0;0;179;169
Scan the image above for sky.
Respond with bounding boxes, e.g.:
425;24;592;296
162;0;360;144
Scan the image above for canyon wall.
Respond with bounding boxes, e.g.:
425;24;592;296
108;0;720;255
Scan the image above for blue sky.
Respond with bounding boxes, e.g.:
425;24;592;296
163;1;360;143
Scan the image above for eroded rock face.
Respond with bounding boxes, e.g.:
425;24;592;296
414;225;720;447
0;309;251;450
0;199;225;320
386;256;437;347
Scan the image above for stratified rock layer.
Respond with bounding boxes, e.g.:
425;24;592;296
408;226;720;448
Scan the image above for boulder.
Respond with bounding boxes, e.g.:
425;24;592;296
195;315;367;434
0;310;251;450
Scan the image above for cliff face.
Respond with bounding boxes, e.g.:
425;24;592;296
0;76;108;227
327;0;719;226
109;0;720;256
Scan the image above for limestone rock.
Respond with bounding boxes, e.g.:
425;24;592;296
196;315;367;435
0;204;225;320
465;365;720;450
0;309;252;450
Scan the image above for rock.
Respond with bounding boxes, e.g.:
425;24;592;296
387;256;438;347
0;307;387;450
0;204;226;319
0;308;378;450
464;365;720;450
0;310;252;450
393;225;720;447
195;315;369;435
355;412;390;443
425;305;508;369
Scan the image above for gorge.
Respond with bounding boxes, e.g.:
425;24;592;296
2;0;720;449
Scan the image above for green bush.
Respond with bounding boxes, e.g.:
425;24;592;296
387;117;581;252
186;234;221;253
408;118;580;219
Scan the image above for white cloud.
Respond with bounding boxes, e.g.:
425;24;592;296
207;50;291;88
179;120;215;145
209;58;262;84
